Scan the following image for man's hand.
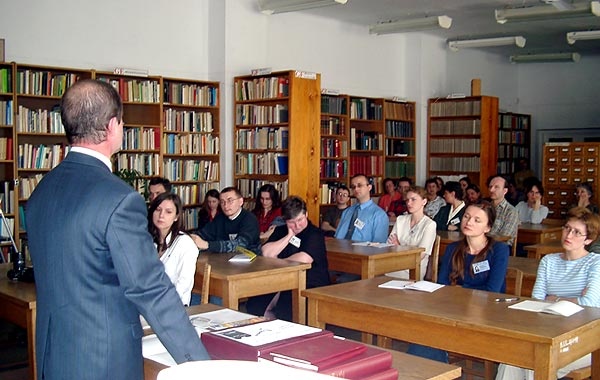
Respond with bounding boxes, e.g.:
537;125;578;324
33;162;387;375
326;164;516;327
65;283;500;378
191;233;209;250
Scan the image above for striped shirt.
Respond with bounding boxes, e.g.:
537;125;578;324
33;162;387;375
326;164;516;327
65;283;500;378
532;253;600;307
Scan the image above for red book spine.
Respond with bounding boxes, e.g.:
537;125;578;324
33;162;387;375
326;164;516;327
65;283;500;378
319;347;392;379
361;368;399;380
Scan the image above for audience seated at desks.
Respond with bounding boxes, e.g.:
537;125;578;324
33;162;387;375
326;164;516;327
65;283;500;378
320;185;350;237
197;189;221;230
574;182;599;214
148;193;199;306
424;178;445;219
378;178;401;214
496;207;600;380
252;184;283;242
459;176;471;197
387;177;412;223
434;181;466;232
465;183;482;205
515;179;549;224
487;175;519;247
246;196;330;321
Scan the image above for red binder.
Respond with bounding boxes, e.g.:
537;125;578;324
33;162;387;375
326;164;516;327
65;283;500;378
320;346;393;379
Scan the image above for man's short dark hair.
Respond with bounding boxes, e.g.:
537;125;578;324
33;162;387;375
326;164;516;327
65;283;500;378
281;196;307;220
398;176;413;185
220;186;243;199
148;177;172;192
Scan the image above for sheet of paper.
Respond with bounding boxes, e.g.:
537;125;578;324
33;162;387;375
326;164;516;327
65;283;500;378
213;319;321;347
351;242;394;247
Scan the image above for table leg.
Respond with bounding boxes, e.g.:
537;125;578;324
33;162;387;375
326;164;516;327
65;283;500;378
292;270;306;324
532;345;554;380
306;299;325;329
592;349;600;380
221;284;238;311
28;308;36;380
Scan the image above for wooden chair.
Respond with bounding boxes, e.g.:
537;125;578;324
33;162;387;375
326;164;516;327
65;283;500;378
505;267;524;297
564;366;591;380
424;235;441;282
200;263;211;305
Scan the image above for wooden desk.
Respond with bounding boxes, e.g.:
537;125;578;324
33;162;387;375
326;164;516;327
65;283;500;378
524;241;563;260
194;254;310;324
0;263;36;380
143;304;462;380
325;239;424;280
303;277;600;380
507;256;540;297
518;223;562;245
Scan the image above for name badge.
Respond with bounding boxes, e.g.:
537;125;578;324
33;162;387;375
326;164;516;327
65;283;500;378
354;218;365;230
472;260;491;274
450;217;460;225
229;233;238;240
289;235;301;248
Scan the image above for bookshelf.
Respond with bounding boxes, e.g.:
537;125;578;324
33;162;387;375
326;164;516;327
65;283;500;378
543;142;599;219
94;71;162;194
233;70;321;225
497;112;531;175
0;62;15;250
427;96;499;192
162;77;220;230
383;100;416;183
349;96;384;194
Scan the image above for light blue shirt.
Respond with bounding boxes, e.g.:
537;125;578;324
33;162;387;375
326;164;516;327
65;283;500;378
334;199;389;243
532;252;600;307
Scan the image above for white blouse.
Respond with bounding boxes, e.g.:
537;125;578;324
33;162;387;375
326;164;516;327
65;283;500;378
159;232;199;306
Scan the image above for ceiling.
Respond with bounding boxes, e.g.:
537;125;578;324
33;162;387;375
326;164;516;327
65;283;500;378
281;0;600;58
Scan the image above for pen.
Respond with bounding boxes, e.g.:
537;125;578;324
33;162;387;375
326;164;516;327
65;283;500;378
495;297;519;302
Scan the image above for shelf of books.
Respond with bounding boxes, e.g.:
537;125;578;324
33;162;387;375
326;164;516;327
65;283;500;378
427;96;499;192
497;112;531;175
162;77;220;230
233;70;321;224
94;71;162;195
15;64;93;238
349;96;384;194
0;62;15;248
384;100;416;183
319;93;349;207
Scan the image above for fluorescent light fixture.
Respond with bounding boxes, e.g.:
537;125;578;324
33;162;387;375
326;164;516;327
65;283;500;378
495;1;600;23
258;0;347;15
509;52;581;63
369;15;452;35
567;30;600;44
448;36;526;52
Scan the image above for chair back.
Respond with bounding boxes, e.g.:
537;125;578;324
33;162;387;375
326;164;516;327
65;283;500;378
201;263;211;304
505;267;523;297
424;235;441;283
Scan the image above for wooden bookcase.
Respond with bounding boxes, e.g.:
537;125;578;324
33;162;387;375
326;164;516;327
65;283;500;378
349;95;384;194
162;77;220;230
543;142;599;219
233;70;321;225
427;96;499;192
384;100;416;183
497;112;531;175
0;62;16;259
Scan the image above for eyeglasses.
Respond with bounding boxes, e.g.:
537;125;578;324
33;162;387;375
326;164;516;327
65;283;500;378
337;193;349;197
220;197;241;206
562;225;587;238
350;183;368;190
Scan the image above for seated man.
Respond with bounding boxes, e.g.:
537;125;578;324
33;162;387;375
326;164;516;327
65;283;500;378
191;186;261;255
245;196;330;321
320;185;350;237
148;176;172;203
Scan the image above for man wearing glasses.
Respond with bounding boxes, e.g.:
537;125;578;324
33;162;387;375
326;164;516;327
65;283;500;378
335;174;389;243
320;185;350;237
191;186;261;254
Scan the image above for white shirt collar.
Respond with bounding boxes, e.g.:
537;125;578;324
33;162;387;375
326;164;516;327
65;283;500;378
69;146;112;171
229;208;243;220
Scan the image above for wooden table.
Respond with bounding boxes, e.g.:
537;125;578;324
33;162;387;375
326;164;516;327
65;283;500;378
507;256;540;297
143;304;462;380
194;254;310;324
325;239;424;280
518;223;562;245
524;241;563;260
0;263;36;380
303;277;600;380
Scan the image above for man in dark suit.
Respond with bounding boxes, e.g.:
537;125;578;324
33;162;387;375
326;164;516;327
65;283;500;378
26;79;209;380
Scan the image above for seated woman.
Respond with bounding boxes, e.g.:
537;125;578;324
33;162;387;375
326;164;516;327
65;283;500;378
574;182;599;214
515;180;548;224
197;189;221;230
378;178;401;213
252;184;282;241
459;176;471;196
433;181;466;232
148;192;199;306
387;186;436;280
408;202;509;362
465;183;482;205
424;178;445;219
496;207;600;380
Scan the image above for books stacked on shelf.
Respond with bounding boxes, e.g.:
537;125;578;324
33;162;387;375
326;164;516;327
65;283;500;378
350;98;382;120
163;82;218;106
384;101;414;120
385;120;413;138
319;181;345;204
0;216;14;239
163;109;214;132
385;161;415;178
430;119;481;135
115;153;160;177
320;116;345;135
0;181;14;214
0;67;11;93
16;70;80;97
0;100;12;125
237;179;288;200
430;99;481;117
16;105;64;133
428;138;480;154
235;153;288;176
429;157;480;172
350;156;383;177
320;159;347;180
349;129;382;151
17;144;66;170
163;159;219;182
0;137;13;160
98;77;160;103
236;127;288;150
385;139;414;156
163;133;219;155
500;113;529;130
321;95;346;115
122;127;160;151
234;76;289;101
18;174;44;200
235;104;288;125
182;208;199;231
320;137;347;157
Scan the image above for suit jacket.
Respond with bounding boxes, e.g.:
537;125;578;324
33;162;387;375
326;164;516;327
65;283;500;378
26;152;209;380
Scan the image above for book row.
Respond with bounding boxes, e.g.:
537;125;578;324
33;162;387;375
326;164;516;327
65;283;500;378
350;129;382;151
320;159;348;179
320;116;345;136
235;153;288;176
385;120;414;138
499;130;527;144
0;181;15;214
0;100;12;125
16;70;80;97
163;159;219;182
429;100;482;117
321;96;346;115
98;77;160;103
115;153;160;176
235;104;289;125
123;127;160;151
350;99;383;120
172;181;220;209
162;82;218;107
163;133;219;156
17;105;65;134
234;76;289;101
0;137;13;160
384;102;415;121
429;119;481;135
429;156;481;172
349;155;383;177
385;161;416;178
18;173;44;200
500;115;529;130
17;143;67;170
163;109;214;133
429;138;481;154
321;138;348;158
0;68;11;93
385;139;414;156
499;145;528;159
236;178;289;200
235;127;288;151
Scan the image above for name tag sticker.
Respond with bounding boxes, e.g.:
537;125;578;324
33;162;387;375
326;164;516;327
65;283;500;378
450;217;460;225
354;219;365;230
289;236;301;248
229;233;238;240
472;260;490;274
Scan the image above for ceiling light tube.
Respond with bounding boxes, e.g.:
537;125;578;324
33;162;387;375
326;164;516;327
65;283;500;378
369;15;452;35
258;0;347;15
496;1;600;24
448;36;526;51
567;30;600;44
509;52;581;63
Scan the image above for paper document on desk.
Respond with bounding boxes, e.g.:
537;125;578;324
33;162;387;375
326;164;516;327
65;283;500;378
351;242;394;248
508;300;583;317
211;319;321;347
378;280;444;293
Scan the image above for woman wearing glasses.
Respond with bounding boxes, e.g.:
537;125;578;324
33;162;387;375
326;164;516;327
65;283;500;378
496;207;600;380
515;179;548;224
